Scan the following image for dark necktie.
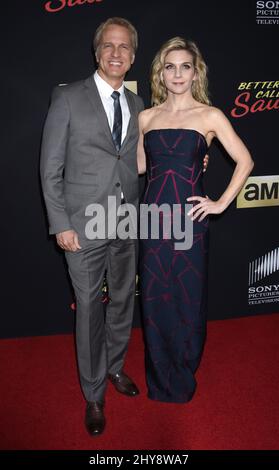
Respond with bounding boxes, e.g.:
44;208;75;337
111;91;122;152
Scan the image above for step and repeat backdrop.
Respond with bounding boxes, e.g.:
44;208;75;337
1;0;278;337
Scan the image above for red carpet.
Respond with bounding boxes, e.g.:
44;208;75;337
0;314;278;450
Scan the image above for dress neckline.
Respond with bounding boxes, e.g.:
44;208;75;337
144;128;208;149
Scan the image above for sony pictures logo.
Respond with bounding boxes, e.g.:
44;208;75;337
248;247;279;305
256;1;279;24
249;284;279;304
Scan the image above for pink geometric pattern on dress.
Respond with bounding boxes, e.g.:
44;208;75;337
140;129;208;403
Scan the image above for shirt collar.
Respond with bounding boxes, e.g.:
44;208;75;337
94;71;125;99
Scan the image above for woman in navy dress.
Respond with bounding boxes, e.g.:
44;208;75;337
137;37;254;403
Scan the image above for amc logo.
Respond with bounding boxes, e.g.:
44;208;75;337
237;175;279;208
124;81;138;94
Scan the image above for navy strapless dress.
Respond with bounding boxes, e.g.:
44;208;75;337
139;129;209;403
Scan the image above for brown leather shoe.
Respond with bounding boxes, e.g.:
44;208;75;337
108;372;139;397
85;401;105;436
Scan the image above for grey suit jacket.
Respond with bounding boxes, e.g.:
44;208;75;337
40;75;144;237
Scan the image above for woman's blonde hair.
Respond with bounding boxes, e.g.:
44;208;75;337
151;37;210;106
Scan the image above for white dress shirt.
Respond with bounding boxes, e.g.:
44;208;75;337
94;71;130;145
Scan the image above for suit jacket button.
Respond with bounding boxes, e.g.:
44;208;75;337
115;182;120;187
117;155;120;160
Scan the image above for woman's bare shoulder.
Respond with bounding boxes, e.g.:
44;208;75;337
139;107;158;118
138;106;160;128
201;105;225;119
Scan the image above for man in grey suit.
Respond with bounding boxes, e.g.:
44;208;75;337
40;17;144;436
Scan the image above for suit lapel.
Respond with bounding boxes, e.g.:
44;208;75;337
83;76;137;154
84;75;115;151
121;87;137;153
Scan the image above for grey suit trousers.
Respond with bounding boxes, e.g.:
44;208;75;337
65;236;137;402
